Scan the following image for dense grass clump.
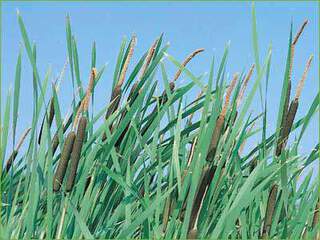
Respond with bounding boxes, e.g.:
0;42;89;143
0;8;318;239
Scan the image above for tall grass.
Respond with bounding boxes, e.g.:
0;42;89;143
0;7;318;239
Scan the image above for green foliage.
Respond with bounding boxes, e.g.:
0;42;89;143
0;9;318;239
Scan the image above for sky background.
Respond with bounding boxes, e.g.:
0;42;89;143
1;1;319;177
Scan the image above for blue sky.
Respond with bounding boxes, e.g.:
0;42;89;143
2;2;318;173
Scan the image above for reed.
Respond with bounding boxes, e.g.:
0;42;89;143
53;131;76;191
66;116;87;192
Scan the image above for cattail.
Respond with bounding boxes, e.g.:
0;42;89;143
172;48;204;82
292;20;308;46
262;184;278;238
118;35;137;87
276;80;291;157
236;64;255;108
207;73;238;161
53;131;76;191
38;98;55;144
51;109;75;156
73;68;96;129
188;165;216;232
294;55;313;101
5;128;31;172
66;116;87;192
139;39;158;80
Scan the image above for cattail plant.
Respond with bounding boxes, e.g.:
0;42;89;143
141;48;204;137
5;127;31;172
115;39;158;147
263;20;312;238
66;116;87;192
102;35;137;141
64;69;95;192
53;131;76;191
53;69;95;192
188;73;238;236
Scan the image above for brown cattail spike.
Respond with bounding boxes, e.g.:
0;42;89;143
73;68;96;129
66;116;87;192
221;73;239;117
139;39;158;80
53;131;76;192
262;184;278;238
172;48;205;82
294;55;313;101
118;35;137;87
292;20;308;46
236;65;255;108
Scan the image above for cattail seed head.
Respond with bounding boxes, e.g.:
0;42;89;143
118;35;137;87
294;55;313;100
262;184;278;237
292;20;308;46
172;48;204;82
221;73;239;117
207;115;224;161
236;64;255;108
53;131;76;192
139;39;158;80
66;116;87;192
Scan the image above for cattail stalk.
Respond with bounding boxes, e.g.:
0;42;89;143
53;131;76;191
66;116;87;192
5;128;31;172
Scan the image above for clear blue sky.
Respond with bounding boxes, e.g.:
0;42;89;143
2;2;318;173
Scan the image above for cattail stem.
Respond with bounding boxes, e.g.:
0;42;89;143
66;116;87;192
53;131;76;192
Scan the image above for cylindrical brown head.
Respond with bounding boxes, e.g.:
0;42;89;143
53;131;76;192
66;116;87;192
